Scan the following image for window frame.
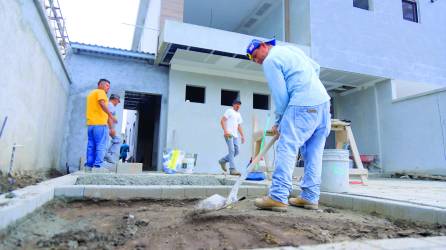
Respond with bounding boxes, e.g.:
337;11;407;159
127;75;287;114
253;93;270;110
185;85;206;104
353;0;371;11
402;0;419;23
220;89;240;107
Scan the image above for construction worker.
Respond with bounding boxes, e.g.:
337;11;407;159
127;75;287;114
247;39;331;211
119;140;130;162
218;99;245;176
85;79;116;171
104;94;121;164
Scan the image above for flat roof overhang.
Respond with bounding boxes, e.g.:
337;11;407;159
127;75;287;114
157;21;387;94
156;20;310;66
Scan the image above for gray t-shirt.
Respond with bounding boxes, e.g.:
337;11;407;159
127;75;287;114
108;103;117;128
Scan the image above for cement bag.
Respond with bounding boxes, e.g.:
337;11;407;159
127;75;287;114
162;149;185;174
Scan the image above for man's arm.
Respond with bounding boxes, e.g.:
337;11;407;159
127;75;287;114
263;58;290;126
99;100;117;123
238;125;245;144
220;117;230;138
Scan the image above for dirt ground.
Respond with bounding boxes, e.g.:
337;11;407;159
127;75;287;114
1;199;445;250
0;169;62;195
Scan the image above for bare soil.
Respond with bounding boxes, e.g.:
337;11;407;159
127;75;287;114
0;169;63;195
1;199;445;250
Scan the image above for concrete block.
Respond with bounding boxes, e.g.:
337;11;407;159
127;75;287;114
373;200;396;219
54;186;84;198
435;209;446;225
375;201;438;224
247;186;268;197
206;186;230;196
161;186;186;199
84;186;163;200
352;197;377;214
237;186;249;198
319;193;334;205
184;187;207;199
116;163;143;174
367;237;442;249
330;194;353;210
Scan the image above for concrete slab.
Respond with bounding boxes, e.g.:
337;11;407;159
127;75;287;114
347;179;446;209
116;162;143;174
54;186;84;198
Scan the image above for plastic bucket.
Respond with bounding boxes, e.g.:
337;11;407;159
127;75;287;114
320;149;350;193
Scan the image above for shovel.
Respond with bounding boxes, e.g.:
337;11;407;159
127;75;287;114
197;134;279;211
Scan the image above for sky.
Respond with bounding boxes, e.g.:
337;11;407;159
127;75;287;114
58;0;140;50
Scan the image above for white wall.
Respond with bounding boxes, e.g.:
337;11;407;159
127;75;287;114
0;0;70;173
167;70;275;174
139;0;161;54
289;0;310;46
335;80;446;175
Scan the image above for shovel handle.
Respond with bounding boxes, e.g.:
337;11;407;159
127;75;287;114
246;135;278;173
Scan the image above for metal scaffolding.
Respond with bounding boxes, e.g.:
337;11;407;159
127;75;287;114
42;0;70;56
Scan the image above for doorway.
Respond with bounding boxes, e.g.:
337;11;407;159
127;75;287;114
123;91;162;171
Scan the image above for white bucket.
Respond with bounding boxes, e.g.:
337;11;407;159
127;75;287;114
320;149;350;193
180;156;195;174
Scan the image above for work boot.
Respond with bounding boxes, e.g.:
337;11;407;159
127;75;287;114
219;160;227;172
289;197;319;210
229;169;241;176
254;196;287;212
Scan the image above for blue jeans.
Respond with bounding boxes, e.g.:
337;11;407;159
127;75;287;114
219;136;239;170
106;135;121;160
86;125;109;168
269;102;331;204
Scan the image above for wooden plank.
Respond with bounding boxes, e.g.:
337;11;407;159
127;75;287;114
346;125;368;184
346;126;364;170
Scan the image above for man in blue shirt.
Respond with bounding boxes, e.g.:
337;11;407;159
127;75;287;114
119;140;130;162
247;39;331;211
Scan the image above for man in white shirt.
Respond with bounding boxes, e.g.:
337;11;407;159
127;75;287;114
219;99;245;176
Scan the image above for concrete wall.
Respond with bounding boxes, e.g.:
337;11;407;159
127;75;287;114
139;0;161;54
167;70;274;174
309;0;446;86
63;52;168;172
0;0;70;173
247;2;284;41
335;80;446;175
289;0;310;46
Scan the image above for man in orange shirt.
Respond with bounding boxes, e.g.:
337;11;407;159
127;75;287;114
85;79;116;171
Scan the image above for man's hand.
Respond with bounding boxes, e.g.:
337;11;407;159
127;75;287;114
109;128;116;137
111;116;118;123
272;125;280;135
224;130;232;138
241;136;245;144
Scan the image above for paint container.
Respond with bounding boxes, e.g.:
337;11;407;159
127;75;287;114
321;149;350;193
181;154;196;174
